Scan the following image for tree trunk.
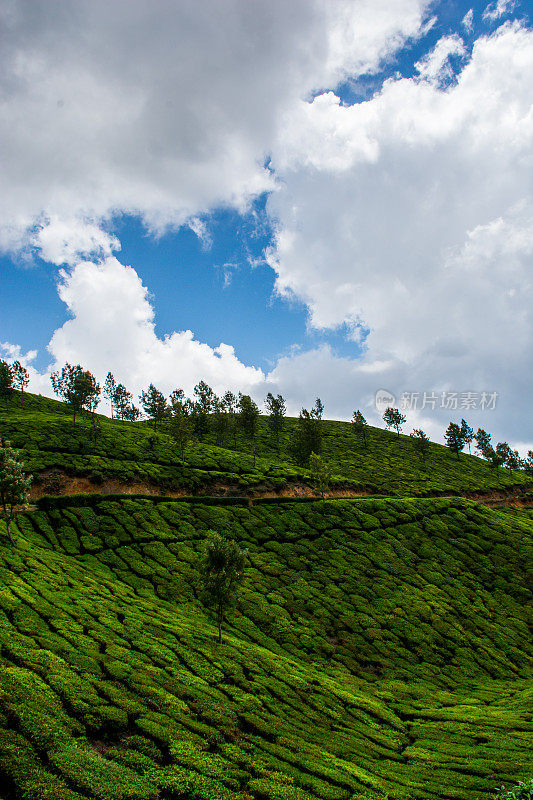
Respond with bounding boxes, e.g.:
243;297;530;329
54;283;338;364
21;389;24;410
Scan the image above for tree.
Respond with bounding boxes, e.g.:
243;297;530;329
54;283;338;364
485;445;504;470
0;440;32;544
351;410;368;449
50;364;100;427
265;392;286;450
238;394;260;466
139;384;167;431
410;428;430;467
524;451;533;476
505;448;522;472
221;391;238;447
460;419;474;454
383;407;406;438
445;422;464;459
123;403;140;422
312;397;324;420
211;396;228;444
474;428;492;458
103;372;116;418
309;452;332;501
193;380;215;438
200;532;247;643
290;408;322;466
11;361;29;408
495;442;515;470
113;383;133;420
0;360;13;405
170;389;193;465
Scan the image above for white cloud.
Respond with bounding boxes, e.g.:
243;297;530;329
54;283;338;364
266;22;533;444
462;9;474;32
41;257;265;402
2;1;532;454
415;34;466;85
0;0;429;253
0;342;38;367
31;217;120;266
482;0;517;22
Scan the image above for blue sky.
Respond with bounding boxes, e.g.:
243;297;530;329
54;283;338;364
1;0;532;444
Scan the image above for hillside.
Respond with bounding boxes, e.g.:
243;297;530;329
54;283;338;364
0;392;532;800
1;392;532;499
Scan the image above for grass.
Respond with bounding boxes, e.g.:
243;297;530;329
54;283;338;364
0;390;531;799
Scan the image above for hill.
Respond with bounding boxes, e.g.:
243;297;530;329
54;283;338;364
1;392;532;500
0;392;532;800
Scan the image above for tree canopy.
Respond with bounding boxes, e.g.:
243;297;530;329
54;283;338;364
200;532;247;643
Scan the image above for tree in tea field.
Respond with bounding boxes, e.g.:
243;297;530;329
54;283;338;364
200;532;247;643
238;393;260;466
11;361;29;408
351;410;368;449
312;397;324;420
0;360;13;405
265;392;286;450
383;407;406;437
169;389;193;464
309;452;332;501
290;408;322;465
113;383;133;420
485;445;504;469
0;440;32;544
460;419;474;454
445;422;464;459
122;403;140;421
221;391;238;447
193;380;215;437
50;364;100;427
495;442;516;470
410;428;430;467
103;372;116;417
504;448;522;472
474;428;492;458
212;396;228;444
139;384;167;431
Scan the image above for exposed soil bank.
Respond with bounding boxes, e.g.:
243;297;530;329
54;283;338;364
29;469;533;507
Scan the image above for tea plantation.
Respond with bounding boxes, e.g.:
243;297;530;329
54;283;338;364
1;392;532;497
0;394;532;799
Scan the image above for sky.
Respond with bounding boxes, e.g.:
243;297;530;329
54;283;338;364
1;0;532;448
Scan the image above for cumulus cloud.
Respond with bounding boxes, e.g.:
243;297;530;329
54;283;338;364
0;0;429;252
415;34;466;85
31;218;120;266
267;22;533;444
39;257;265;402
2;1;532;452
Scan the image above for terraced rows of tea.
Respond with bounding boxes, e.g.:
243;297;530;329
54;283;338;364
0;496;531;800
